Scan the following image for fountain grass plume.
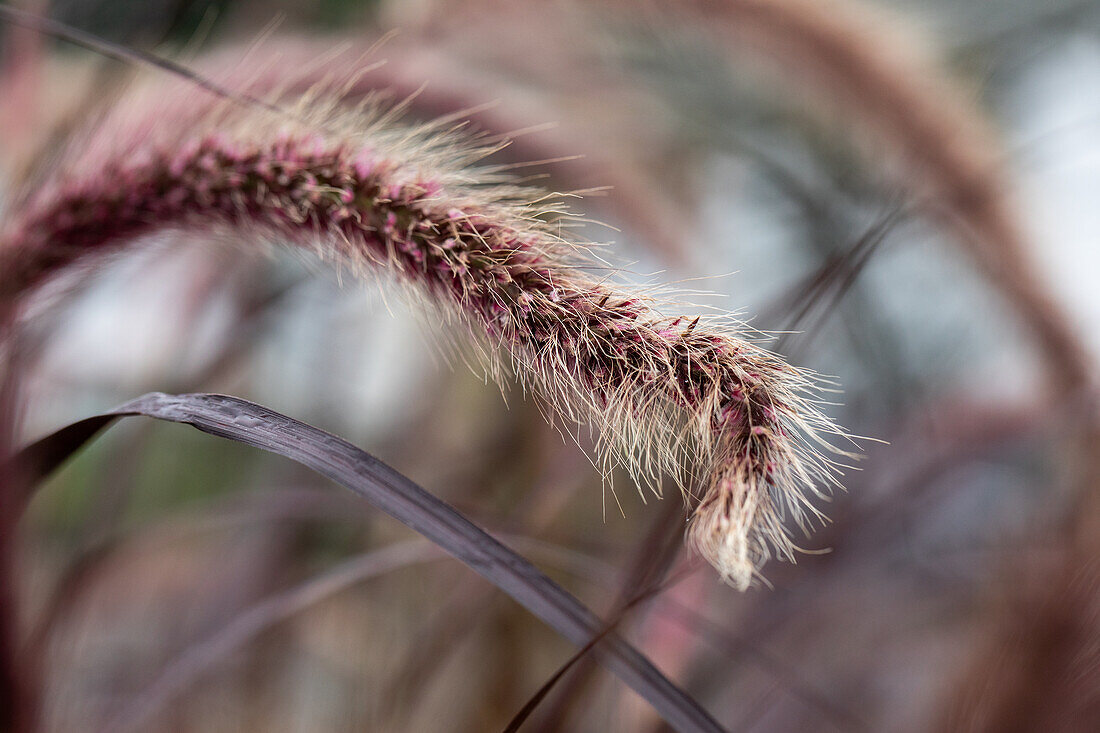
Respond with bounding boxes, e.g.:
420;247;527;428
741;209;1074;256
0;83;849;589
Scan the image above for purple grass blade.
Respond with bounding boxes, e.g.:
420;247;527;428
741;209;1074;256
5;392;726;733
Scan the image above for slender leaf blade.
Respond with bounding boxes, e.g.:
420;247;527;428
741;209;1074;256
7;392;725;733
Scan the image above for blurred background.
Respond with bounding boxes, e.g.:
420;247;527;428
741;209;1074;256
3;0;1100;730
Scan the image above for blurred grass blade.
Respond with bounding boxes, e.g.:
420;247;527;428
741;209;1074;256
100;540;443;733
0;5;284;115
6;392;726;733
502;566;686;733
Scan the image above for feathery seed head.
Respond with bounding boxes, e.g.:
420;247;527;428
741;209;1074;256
0;80;850;589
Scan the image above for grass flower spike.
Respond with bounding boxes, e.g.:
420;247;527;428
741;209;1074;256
0;85;845;589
